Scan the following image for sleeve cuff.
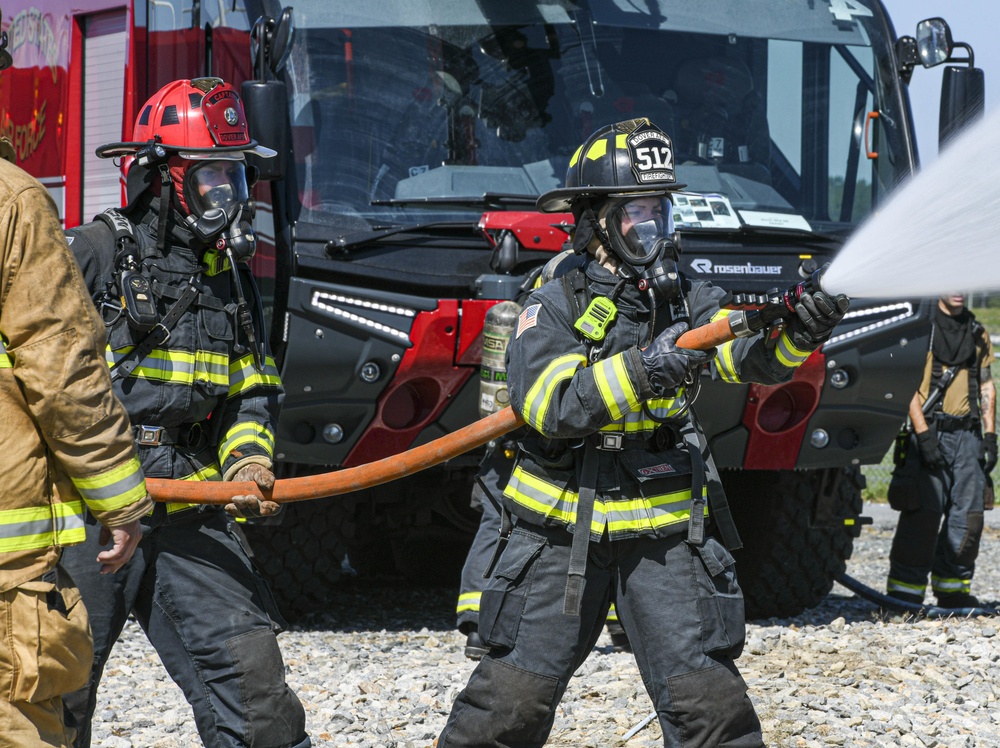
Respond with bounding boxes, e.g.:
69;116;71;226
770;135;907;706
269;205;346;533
223;454;274;482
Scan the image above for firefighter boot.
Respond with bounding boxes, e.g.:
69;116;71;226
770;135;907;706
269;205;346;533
464;627;490;660
935;592;983;609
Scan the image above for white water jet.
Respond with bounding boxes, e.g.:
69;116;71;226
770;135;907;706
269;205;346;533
823;105;1000;299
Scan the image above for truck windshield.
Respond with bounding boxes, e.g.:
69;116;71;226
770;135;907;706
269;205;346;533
282;0;911;237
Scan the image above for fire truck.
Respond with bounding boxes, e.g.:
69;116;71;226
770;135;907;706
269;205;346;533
1;0;985;619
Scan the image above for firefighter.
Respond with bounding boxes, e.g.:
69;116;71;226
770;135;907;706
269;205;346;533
59;78;310;748
436;118;850;747
0;27;151;747
457;252;631;658
887;293;996;608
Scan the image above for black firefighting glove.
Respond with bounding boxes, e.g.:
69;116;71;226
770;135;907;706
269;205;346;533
640;321;715;397
981;432;998;473
225;463;282;518
915;429;946;470
789;290;851;350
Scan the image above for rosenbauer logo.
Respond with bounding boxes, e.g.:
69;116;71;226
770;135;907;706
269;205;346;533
689;259;783;275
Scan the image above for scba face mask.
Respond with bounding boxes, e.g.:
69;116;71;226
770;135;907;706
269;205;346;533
602;196;681;299
183;158;258;260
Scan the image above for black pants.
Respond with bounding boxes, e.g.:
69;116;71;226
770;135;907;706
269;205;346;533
61;509;310;748
888;428;986;600
439;521;763;747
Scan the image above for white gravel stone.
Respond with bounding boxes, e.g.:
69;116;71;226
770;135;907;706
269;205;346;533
86;503;1000;746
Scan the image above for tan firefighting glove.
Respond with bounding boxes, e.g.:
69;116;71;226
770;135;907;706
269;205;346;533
225;463;282;518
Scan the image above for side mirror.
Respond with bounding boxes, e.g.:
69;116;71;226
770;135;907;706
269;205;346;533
270;7;294;75
939;66;985;148
250;8;295;79
242;80;288;181
916;18;953;68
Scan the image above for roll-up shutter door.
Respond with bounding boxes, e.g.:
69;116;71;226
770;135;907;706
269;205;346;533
82;11;127;221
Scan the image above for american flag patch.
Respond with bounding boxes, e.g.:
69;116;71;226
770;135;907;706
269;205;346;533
516;304;541;338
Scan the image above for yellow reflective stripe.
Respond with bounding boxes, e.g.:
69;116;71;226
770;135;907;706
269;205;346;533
456;592;481;613
73;456;147;513
887;578;925;596
931;575;971;594
229;353;282;397
0;338;10;368
775;330;811;368
568;145;583;168
506;463;709;537
615;133;628;150
710;311;740;383
0;500;86;551
602;487;706;533
597;390;687;433
523;354;586;433
504;466;589;526
607;603;618;622
593;352;639;421
106;346;229;385
219;422;275;461
165;463;223;514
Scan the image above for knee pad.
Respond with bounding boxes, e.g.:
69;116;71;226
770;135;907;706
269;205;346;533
956;512;984;566
666;663;763;747
226;628;307;747
438;657;559;748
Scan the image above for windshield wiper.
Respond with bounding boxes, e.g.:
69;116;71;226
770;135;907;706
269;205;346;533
327;221;474;253
371;193;539;210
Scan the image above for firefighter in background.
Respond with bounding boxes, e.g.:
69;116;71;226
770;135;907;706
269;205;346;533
887;293;996;608
436;118;850;747
0;26;151;747
59;78;311;748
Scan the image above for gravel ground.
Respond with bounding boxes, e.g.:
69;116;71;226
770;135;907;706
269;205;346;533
88;504;1000;748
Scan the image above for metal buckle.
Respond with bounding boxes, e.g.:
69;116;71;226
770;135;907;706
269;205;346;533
597;433;624;451
137;425;165;445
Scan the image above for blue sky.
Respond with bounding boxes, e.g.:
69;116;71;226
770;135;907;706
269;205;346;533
880;0;999;165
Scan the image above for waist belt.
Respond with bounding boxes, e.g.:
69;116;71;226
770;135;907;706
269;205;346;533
134;423;205;447
587;425;679;452
588;432;650;451
933;415;980;433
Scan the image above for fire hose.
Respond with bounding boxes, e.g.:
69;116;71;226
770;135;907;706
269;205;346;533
146;270;826;504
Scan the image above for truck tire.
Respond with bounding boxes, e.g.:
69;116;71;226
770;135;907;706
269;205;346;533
241;501;350;622
721;467;865;620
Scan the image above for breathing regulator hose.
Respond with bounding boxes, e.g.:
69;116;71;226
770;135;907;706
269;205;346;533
147;272;822;504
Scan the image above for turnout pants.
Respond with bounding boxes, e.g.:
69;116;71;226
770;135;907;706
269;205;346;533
60;509;309;748
889;428;986;599
438;520;763;748
0;566;92;748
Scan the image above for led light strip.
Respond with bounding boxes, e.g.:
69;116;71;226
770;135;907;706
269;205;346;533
826;302;914;345
312;291;416;318
310;291;412;342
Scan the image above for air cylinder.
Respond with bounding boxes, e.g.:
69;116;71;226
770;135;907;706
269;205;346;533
479;301;521;418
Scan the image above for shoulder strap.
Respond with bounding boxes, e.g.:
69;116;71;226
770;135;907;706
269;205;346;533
95;208;141;266
560;266;590;321
968;318;987;420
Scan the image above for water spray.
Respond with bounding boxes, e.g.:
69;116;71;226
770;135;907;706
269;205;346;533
822;104;1000;299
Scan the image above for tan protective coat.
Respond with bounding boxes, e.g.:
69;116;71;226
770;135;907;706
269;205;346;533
0;158;151;591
